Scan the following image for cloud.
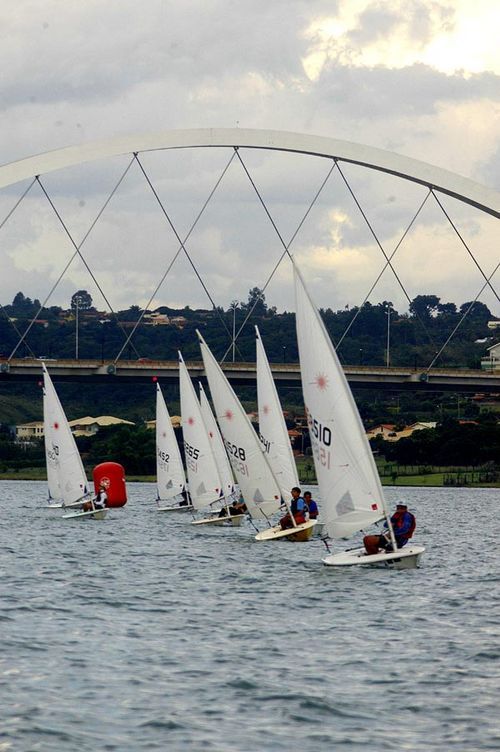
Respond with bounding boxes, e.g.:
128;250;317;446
0;0;498;320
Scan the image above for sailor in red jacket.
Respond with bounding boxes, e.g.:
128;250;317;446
364;503;416;555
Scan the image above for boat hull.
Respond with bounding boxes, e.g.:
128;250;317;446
157;503;194;513
62;508;108;521
191;514;246;527
255;520;316;542
323;544;425;569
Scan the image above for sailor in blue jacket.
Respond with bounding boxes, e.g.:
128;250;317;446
364;503;416;554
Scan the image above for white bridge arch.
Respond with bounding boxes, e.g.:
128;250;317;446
0;127;500;219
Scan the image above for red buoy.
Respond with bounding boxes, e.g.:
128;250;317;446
93;462;127;507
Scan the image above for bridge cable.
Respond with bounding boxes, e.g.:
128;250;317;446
431;189;499;305
336;189;432;349
426;260;500;372
0;179;38;357
8;159;139;360
335;161;436;348
114;151;245;363
221;154;338;362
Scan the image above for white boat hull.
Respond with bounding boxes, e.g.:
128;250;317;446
191;514;246;527
323;544;425;569
157;503;194;513
255;520;317;542
46;499;84;510
62;508;108;521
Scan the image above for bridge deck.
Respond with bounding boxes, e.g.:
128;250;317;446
1;358;499;392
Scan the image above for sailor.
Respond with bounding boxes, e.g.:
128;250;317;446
83;482;108;513
280;486;307;529
234;492;247;513
218;500;241;517
303;491;319;520
363;503;416;555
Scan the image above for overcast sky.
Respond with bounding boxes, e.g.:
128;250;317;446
0;0;499;317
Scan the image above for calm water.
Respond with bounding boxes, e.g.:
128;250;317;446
1;481;499;751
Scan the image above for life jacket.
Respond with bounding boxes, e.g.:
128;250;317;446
406;512;416;539
392;510;416;540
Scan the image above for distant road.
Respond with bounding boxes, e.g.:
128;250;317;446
1;358;499;393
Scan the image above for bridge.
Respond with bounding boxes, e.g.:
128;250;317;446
1;358;499;393
0;128;498;393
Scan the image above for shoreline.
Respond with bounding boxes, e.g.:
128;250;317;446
0;470;498;488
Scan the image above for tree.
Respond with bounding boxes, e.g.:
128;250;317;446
409;295;440;319
437;302;457;315
71;290;93;311
243;287;267;316
459;301;491;321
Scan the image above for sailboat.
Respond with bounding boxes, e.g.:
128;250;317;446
42;364;106;520
43;379;63;508
179;354;244;527
199;382;236;503
155;382;192;512
197;331;313;541
254;326;316;542
293;265;425;568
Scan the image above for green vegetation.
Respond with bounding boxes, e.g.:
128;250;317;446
1;287;498;485
0;287;497;368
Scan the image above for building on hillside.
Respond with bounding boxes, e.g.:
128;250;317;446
472;392;500;412
481;342;500;370
144;312;170;326
365;424;397;440
390;422;437;441
366;422;436;443
145;416;182;430
16;421;44;441
68;416;135;437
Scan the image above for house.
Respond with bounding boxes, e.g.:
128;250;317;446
391;422;437;441
144;312;170;326
16;421;44;440
366;424;397;440
481;342;500;370
145;416;181;430
68;415;135;437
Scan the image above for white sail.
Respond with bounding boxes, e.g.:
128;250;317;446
43;384;62;503
197;332;281;520
199;383;234;500
256;326;299;501
42;364;89;506
156;382;186;501
179;354;222;510
293;265;387;539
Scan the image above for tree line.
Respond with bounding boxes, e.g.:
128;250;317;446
0;288;497;368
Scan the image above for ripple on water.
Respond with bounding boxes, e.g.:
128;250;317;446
1;482;499;751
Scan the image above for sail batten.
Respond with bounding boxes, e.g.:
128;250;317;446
293;266;387;539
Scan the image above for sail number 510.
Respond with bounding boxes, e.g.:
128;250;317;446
311;418;331;447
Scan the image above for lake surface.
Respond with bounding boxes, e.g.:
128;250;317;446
1;482;499;751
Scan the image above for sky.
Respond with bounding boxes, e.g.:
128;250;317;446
0;0;499;318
